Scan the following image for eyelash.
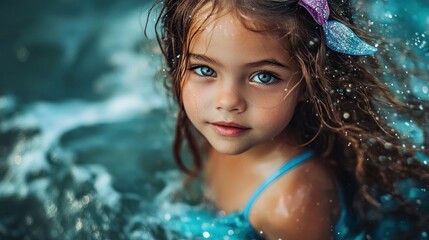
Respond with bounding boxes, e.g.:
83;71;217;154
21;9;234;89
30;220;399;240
188;65;281;84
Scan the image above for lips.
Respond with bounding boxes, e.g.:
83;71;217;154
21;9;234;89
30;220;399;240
211;121;250;137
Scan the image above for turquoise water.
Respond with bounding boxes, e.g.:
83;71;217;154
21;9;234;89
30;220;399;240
0;0;428;239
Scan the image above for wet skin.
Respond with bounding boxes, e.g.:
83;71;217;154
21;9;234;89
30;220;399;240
182;7;340;240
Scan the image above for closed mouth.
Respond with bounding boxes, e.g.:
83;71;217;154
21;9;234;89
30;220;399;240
211;121;249;129
210;121;250;137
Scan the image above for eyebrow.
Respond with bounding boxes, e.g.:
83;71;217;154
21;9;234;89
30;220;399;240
189;53;220;66
188;53;291;70
245;59;291;70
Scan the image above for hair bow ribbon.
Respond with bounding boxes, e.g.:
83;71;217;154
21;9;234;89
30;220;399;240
298;0;377;55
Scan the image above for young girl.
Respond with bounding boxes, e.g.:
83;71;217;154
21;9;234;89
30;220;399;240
148;0;429;239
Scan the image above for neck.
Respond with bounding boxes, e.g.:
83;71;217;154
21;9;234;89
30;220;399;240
203;136;310;212
207;137;306;167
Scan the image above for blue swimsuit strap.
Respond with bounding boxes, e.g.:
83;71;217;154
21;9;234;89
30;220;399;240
242;150;315;223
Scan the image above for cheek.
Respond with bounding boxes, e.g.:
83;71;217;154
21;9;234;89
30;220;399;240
182;82;207;122
254;95;300;134
258;106;295;130
182;84;197;117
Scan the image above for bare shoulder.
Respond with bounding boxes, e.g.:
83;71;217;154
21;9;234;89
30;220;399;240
251;156;340;240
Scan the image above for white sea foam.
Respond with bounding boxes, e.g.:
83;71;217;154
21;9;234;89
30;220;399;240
0;4;165;218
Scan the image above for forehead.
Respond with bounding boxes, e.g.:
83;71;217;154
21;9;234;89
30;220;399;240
188;6;295;68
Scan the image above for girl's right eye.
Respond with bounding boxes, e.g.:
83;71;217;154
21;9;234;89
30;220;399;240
191;66;216;77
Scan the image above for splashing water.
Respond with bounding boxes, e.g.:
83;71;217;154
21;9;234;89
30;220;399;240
0;0;428;239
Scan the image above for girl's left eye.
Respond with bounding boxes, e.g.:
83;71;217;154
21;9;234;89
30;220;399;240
251;72;279;84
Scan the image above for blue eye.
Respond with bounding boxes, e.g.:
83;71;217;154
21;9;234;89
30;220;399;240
251;72;279;84
193;66;216;77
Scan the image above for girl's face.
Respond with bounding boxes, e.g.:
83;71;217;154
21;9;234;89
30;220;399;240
182;10;304;156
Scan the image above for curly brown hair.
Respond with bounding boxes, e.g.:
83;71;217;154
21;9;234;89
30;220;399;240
147;0;429;238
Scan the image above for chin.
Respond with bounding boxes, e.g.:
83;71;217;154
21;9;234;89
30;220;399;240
209;141;252;155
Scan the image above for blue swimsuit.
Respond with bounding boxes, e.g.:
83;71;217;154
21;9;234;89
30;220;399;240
163;150;354;239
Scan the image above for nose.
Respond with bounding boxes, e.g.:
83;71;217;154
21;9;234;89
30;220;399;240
215;80;246;113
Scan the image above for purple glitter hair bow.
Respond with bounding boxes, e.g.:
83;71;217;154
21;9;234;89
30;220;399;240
298;0;377;55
